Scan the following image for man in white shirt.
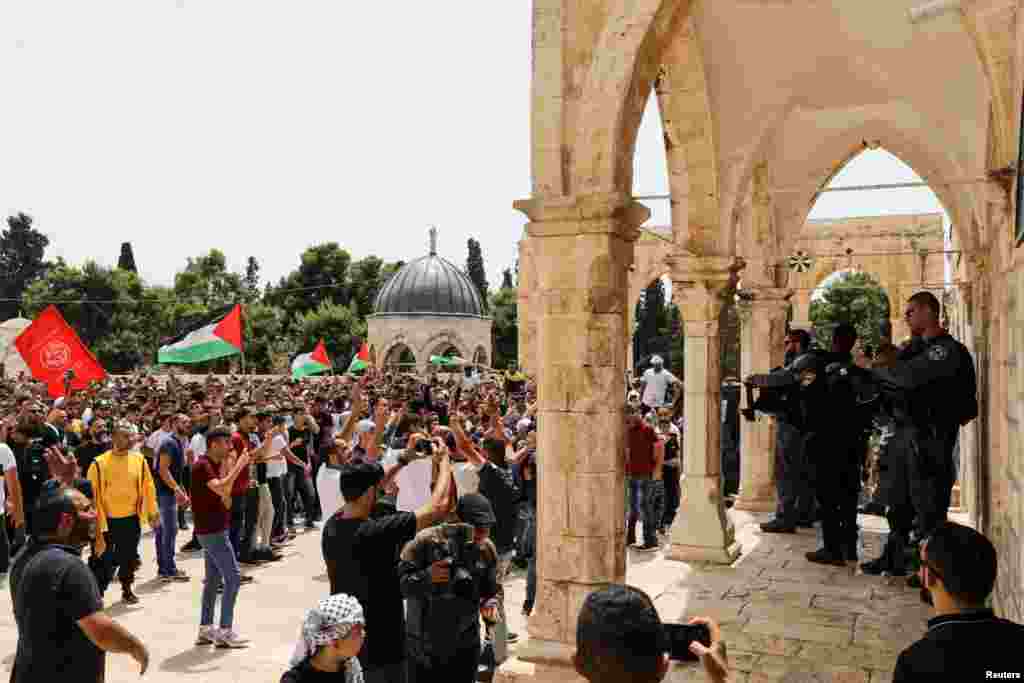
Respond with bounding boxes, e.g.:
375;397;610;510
0;421;26;573
640;356;681;412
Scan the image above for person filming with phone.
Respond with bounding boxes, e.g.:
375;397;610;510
574;584;729;683
398;492;500;683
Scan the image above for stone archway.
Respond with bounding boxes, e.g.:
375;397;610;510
381;341;417;371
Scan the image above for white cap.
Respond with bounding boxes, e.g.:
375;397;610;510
52;396;66;409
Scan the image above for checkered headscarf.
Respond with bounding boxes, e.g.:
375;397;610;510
289;593;365;682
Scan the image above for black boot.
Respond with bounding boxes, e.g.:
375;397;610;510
121;584;139;605
760;519;797;533
805;548;847;566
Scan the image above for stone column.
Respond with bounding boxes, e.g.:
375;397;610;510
665;256;743;564
518;237;538;376
733;289;791;512
789;289;813;333
512;193;647;646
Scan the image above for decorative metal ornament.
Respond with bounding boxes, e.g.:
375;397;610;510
788;251;813;273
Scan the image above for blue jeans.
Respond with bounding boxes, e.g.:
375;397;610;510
198;530;241;630
155;494;179;576
625;477;658;545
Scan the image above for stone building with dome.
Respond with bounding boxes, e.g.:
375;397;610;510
367;229;492;373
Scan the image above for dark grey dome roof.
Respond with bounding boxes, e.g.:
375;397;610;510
373;254;486;317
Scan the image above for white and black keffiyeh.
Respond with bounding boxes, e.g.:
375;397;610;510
289;593;365;683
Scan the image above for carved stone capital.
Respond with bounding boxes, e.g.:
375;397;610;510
514;193;650;240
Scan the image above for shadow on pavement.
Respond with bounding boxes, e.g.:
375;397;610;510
159;646;231;674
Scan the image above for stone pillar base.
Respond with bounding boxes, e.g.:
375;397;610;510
665;540;741;564
732;493;777;513
666;474;740;565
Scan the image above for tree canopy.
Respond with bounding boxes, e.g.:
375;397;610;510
809;271;890;351
0;213;49;320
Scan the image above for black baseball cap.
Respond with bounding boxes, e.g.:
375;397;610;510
339;462;385;501
456;493;496;527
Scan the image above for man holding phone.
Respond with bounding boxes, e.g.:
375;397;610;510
574;584;729;683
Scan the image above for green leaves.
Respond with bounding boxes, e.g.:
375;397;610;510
809;271;890;350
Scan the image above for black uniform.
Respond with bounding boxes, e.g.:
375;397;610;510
873;333;975;545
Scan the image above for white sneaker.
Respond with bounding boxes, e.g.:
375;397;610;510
214;629;250;649
195;625;216;646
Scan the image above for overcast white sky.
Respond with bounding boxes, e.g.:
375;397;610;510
1;2;945;296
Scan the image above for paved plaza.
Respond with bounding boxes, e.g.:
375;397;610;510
0;510;936;682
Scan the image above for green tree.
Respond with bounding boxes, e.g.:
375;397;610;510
809;271;890;351
22;260;162;372
243;256;261;303
348;255;387;318
489;287;518;369
117;242;138;273
293;301;367;368
466;238;489;311
0;212;50;319
719;294;741;381
633;278;671;367
501;268;514;290
243;302;286;373
173;249;246;309
266;243;353;325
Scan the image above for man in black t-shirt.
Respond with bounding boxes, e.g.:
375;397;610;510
321;439;453;683
10;481;149;682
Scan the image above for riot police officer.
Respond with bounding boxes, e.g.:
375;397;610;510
749;329;815;533
748;323;872;564
864;292;976;581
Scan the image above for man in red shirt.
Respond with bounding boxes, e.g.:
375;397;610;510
191;427;250;648
228;407;273;565
625;408;664;551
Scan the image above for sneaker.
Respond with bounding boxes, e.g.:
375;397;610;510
239;575;254;584
170;570;190;582
238;556;263;566
196;625;217;645
636;542;660;553
180;540;202;553
121;588;140;605
214;629;250;649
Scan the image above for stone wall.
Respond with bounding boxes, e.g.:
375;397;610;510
366;314;493;372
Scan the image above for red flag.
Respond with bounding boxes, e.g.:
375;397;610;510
213;304;244;350
14;305;108;397
311;340;331;367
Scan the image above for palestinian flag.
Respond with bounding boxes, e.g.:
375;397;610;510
430;354;463;367
347;342;370;373
158;304;243;364
292;340;331;379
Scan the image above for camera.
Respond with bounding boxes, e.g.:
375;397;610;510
664;623;711;662
415;439;434;455
741;382;796;422
427;524;481;596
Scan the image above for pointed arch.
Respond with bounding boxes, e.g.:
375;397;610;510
570;0;694;195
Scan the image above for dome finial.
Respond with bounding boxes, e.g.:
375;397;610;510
428;225;438;256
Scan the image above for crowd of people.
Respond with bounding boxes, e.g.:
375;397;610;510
3;290;1022;683
1;363;544;681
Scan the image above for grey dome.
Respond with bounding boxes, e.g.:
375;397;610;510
373;254;486;317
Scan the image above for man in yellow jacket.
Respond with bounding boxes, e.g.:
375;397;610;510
87;420;160;605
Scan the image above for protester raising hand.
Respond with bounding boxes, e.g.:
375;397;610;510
43;446;78;485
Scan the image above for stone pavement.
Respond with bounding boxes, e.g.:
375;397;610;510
500;509;936;683
0;510;933;682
